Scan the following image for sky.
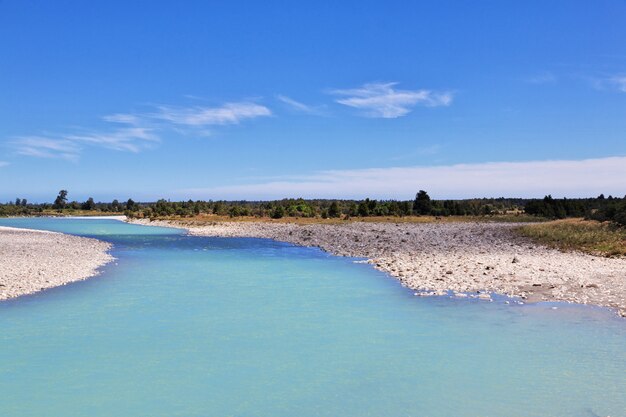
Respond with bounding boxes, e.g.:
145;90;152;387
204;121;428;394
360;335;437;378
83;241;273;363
1;0;625;202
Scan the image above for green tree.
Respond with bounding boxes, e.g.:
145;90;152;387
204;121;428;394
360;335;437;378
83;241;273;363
270;206;285;219
348;202;358;217
328;201;341;218
126;198;136;211
82;197;96;210
53;190;68;209
357;200;370;217
413;190;432;215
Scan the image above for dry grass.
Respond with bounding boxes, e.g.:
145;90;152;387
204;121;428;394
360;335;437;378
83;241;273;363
516;218;626;257
148;213;544;225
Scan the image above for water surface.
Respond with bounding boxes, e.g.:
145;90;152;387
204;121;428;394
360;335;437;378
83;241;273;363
1;218;624;417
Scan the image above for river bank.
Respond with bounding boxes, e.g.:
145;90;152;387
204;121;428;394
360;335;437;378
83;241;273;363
0;226;113;300
128;218;626;316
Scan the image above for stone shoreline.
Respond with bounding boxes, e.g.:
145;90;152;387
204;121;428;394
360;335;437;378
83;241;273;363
0;226;114;300
129;218;626;317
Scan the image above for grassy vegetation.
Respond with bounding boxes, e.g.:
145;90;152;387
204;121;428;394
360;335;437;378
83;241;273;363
149;213;546;225
516;218;626;257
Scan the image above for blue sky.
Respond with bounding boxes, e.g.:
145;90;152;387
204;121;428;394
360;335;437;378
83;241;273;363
1;1;625;202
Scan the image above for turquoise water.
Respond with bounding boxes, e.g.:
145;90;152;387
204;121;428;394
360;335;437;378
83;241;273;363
1;218;625;417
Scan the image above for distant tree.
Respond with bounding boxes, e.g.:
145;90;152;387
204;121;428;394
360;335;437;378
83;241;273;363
614;201;626;226
15;198;21;206
21;198;27;206
53;190;68;209
413;190;432;215
212;201;224;215
357;200;370;217
81;197;96;210
399;201;411;216
126;198;136;211
154;199;175;216
328;201;341;218
270;205;285;219
348;202;359;217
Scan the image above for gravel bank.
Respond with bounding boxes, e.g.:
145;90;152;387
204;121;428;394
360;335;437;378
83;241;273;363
0;226;114;300
129;219;626;316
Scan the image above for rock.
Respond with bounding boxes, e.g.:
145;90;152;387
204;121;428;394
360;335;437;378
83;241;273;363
0;226;113;301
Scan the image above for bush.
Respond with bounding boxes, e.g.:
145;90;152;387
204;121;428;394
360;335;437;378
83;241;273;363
270;206;285;219
328;201;341;218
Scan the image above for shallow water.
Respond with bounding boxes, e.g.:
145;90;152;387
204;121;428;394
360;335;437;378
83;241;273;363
0;218;625;417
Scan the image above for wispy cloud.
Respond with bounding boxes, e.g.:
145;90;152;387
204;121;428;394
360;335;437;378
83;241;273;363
151;102;271;126
180;156;626;200
586;73;626;92
10;100;271;160
276;94;325;115
11;136;82;161
329;82;453;118
0;161;9;168
102;113;143;124
64;126;159;153
10;121;159;160
526;71;557;84
610;75;626;92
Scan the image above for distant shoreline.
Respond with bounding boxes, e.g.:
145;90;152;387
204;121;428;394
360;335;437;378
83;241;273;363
128;218;626;317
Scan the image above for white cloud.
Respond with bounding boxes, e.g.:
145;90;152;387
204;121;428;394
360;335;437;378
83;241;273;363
587;74;626;92
330;82;453;118
65;127;159;153
12;136;81;161
276;95;324;115
102;113;142;124
10;124;159;160
152;102;271;126
10;99;271;160
0;161;9;167
180;156;626;200
610;76;626;92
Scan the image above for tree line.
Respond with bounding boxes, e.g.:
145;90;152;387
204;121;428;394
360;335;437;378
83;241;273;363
1;190;625;226
0;190;136;217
